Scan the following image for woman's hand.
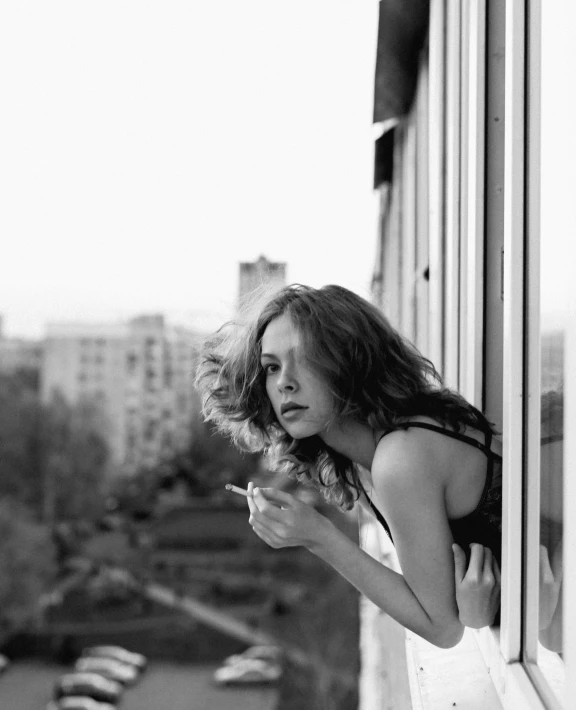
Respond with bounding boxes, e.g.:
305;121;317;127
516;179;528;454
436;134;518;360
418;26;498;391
452;543;501;629
245;482;330;551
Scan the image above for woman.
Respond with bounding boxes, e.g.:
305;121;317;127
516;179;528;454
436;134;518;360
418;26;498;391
196;284;502;648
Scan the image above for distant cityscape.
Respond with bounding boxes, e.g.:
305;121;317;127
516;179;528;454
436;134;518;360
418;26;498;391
0;256;287;478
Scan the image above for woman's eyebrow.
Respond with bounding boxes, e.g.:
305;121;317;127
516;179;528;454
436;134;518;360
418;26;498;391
261;347;296;360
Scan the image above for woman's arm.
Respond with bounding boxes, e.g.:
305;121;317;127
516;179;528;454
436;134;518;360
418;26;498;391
247;476;464;648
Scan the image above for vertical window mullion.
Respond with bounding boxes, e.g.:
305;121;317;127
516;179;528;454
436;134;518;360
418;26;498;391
384;133;403;329
460;0;486;408
428;0;446;374
523;0;541;667
501;0;526;664
444;0;461;390
396;126;405;329
401;114;417;342
415;56;429;359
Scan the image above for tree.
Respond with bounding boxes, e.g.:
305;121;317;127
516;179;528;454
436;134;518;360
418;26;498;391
0;499;57;637
0;373;110;523
168;412;262;495
0;371;44;509
41;392;109;522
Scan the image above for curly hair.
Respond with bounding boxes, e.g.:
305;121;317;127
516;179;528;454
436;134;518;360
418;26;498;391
195;283;495;509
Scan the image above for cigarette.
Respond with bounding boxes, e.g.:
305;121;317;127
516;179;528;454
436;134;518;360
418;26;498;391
224;483;252;498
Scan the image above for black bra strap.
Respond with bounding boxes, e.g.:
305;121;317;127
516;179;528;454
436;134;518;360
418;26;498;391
378;421;502;462
356;478;394;543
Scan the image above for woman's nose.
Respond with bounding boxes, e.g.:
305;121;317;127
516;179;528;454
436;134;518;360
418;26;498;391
277;368;297;392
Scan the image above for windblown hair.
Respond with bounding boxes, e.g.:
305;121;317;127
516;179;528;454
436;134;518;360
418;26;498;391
195;283;496;509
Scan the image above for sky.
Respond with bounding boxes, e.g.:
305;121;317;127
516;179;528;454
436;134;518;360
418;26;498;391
0;1;380;338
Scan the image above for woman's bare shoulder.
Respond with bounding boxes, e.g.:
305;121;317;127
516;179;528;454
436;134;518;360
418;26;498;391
371;423;447;492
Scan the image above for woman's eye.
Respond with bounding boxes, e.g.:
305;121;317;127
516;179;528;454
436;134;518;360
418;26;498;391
263;363;279;375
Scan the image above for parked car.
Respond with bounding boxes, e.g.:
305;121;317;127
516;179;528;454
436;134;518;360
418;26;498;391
54;673;122;704
213;658;282;686
222;645;283;666
46;697;116;710
80;645;147;671
75;656;139;685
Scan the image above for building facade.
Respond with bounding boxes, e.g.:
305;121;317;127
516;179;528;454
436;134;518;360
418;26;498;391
361;2;574;709
41;315;202;476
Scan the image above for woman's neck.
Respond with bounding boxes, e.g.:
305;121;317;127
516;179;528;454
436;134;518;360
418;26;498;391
320;419;379;470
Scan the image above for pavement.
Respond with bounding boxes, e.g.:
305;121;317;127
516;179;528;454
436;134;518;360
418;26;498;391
0;660;278;710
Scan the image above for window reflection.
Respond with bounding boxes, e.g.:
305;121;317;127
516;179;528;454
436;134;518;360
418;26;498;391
539;332;563;655
534;7;573;698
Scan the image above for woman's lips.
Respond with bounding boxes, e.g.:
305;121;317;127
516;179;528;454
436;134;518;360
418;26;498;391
282;406;307;419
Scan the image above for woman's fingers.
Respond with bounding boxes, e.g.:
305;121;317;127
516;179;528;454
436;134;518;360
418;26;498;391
452;543;467;583
455;543;499;584
247;486;316;550
493;557;501;585
252;488;287;520
253;488;294;523
251;519;280;547
255;487;296;508
247;486;285;533
249;509;279;540
482;547;494;582
247;481;257;514
468;543;485;581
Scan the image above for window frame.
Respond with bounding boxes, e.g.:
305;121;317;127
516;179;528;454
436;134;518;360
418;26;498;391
383;139;402;329
500;0;525;667
427;0;445;373
522;0;573;705
368;1;575;705
400;111;417;344
443;0;461;390
414;54;430;358
458;0;485;408
523;0;543;673
482;1;569;706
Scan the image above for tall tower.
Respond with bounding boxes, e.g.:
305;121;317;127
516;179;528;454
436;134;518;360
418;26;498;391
238;255;287;307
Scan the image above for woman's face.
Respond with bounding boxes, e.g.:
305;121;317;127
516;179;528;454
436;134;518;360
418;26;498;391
260;313;335;439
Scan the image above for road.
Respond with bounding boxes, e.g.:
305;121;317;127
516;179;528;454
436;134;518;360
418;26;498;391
0;660;278;710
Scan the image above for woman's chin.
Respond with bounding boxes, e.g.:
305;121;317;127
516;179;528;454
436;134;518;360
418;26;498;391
285;428;310;440
282;422;319;440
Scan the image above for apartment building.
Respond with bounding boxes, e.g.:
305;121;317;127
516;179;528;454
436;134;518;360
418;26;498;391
41;314;202;475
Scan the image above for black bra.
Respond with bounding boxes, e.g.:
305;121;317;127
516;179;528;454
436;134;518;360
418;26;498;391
357;421;503;542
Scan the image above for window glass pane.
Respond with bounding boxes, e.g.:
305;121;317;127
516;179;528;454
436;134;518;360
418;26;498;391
537;322;564;697
535;1;576;700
